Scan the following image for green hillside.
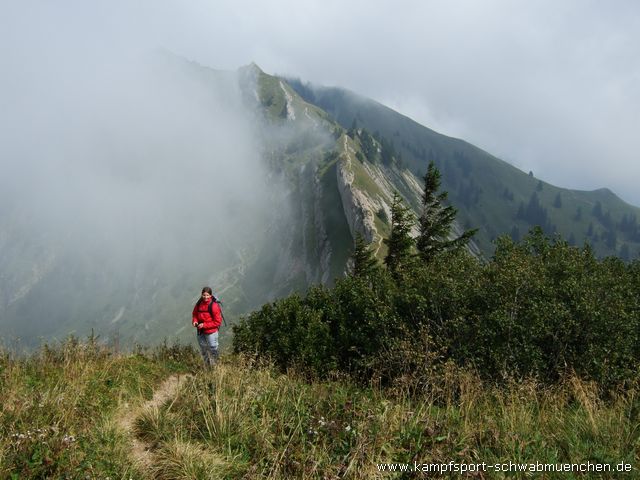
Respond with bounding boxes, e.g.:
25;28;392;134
286;79;640;260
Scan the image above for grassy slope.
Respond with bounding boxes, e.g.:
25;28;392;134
2;342;638;479
252;67;354;284
0;339;198;479
318;158;355;280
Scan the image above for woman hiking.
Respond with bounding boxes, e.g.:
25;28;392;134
192;286;222;366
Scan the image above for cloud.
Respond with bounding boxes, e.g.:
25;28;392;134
2;0;640;212
137;0;640;205
0;3;274;277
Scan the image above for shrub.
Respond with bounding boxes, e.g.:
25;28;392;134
234;228;640;391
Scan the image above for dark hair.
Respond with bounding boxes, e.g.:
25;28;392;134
196;286;213;306
201;286;213;295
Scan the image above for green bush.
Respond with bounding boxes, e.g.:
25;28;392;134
234;229;640;390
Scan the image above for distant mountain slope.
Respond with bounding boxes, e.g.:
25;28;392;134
286;79;640;260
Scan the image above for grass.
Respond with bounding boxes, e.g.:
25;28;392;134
0;337;198;479
121;358;640;479
2;339;639;478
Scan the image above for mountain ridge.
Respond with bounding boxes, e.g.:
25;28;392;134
283;75;640;258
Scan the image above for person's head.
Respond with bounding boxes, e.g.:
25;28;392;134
200;286;213;301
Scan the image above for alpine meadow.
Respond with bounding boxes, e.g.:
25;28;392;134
2;52;640;478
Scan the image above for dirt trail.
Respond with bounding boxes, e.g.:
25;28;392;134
116;373;193;473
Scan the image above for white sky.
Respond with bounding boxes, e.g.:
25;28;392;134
3;0;640;205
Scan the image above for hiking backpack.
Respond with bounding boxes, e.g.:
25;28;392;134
207;294;227;327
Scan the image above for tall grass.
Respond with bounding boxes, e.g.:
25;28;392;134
0;337;197;478
2;341;638;478
143;357;640;479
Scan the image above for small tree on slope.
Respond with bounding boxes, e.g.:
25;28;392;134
417;160;477;262
351;232;379;279
384;192;415;278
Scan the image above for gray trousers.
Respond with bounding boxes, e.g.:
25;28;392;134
197;331;219;366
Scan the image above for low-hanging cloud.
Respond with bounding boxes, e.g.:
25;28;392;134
1;50;269;263
0;3;289;345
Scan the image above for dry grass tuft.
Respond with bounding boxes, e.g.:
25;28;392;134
151;439;230;480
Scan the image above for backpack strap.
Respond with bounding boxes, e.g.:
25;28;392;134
208;295;228;327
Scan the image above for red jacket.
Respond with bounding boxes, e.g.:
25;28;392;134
192;298;222;334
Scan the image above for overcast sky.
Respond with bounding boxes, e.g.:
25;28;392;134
3;0;640;205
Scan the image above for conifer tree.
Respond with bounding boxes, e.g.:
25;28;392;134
553;192;562;208
351;232;378;278
574;206;583;221
348;118;358;138
592;201;603;219
384;192;415;276
417;161;477;262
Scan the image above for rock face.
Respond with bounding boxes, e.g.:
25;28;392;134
333;132;481;260
335;136;385;251
335;133;416;258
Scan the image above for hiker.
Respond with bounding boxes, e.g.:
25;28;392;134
192;286;222;366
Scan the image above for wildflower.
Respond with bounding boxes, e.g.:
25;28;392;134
345;425;351;432
11;433;27;442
